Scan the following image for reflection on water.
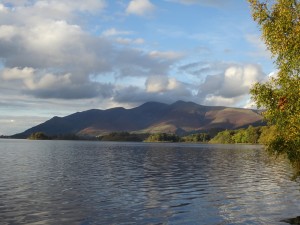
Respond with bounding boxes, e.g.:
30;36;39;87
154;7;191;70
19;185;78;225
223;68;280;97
0;139;300;224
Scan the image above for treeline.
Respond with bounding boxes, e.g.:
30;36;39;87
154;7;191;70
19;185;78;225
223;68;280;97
97;132;148;142
0;135;10;139
142;126;276;144
145;132;210;143
28;132;95;140
28;132;50;140
27;131;148;141
181;133;210;143
145;133;180;142
26;126;276;144
209;125;276;144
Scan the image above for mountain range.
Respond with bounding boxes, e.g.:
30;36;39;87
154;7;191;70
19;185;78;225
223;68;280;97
14;101;264;138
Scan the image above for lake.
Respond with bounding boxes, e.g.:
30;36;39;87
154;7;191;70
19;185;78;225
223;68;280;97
1;139;300;225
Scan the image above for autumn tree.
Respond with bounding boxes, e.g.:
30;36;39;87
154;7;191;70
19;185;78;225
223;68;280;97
210;130;234;144
248;0;300;172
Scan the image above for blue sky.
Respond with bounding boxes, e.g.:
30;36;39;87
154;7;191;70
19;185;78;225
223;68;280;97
0;0;274;135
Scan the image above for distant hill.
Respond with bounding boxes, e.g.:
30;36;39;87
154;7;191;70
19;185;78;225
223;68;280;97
13;101;264;138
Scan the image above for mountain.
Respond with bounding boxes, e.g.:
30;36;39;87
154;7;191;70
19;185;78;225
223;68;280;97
13;101;264;138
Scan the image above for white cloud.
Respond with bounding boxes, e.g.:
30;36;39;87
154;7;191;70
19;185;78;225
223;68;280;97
132;38;145;44
1;1;30;7
268;70;278;78
0;4;178;100
193;63;266;107
146;76;169;92
116;37;145;45
114;83;192;105
0;25;17;41
149;51;184;60
24;73;72;90
145;75;190;95
0;3;9;13
102;28;132;36
126;0;155;16
204;95;238;106
2;67;34;80
243;99;257;109
0;0;271;135
6;0;106;14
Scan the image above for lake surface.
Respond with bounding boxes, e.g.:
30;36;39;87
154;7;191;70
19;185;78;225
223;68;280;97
1;139;300;225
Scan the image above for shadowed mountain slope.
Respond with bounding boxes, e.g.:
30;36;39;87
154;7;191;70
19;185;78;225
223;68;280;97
14;101;264;138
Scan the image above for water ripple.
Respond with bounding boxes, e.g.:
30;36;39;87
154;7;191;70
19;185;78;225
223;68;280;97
0;140;300;224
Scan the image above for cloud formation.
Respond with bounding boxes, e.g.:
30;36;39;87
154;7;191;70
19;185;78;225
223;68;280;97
111;62;265;107
114;79;192;105
197;63;265;106
126;0;155;16
0;2;182;101
0;0;271;136
102;28;132;36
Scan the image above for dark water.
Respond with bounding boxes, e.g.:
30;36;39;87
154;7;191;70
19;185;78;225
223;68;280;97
1;139;300;225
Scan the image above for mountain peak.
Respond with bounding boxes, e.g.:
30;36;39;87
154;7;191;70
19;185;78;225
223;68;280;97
171;100;200;106
14;101;264;138
139;101;168;107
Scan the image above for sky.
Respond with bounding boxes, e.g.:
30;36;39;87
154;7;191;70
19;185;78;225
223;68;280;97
0;0;275;135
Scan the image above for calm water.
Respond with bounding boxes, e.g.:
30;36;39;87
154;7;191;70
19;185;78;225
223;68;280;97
1;139;300;225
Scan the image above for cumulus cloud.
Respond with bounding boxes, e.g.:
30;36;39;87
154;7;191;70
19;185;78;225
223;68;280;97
115;37;145;45
2;67;34;80
0;20;111;72
0;0;269;120
149;51;184;61
102;28;132;36
0;67;114;99
203;95;241;106
126;0;155;16
114;83;192;105
101;28;144;46
108;74;193;105
2;0;106;18
197;64;265;106
145;75;187;93
176;60;266;107
178;61;228;77
25;81;114;99
0;2;180;100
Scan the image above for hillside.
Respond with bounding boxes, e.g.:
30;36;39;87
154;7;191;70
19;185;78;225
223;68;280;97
13;101;264;138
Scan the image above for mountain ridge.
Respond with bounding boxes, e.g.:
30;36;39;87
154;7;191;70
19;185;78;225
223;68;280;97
13;101;264;138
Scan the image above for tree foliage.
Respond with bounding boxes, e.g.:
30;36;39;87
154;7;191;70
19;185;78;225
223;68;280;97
209;126;262;144
248;0;300;170
98;132;145;142
181;133;210;143
28;132;49;140
210;130;234;144
145;133;180;142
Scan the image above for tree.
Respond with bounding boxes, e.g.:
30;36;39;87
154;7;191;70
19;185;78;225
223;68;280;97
245;125;260;144
258;126;277;145
145;133;180;142
232;129;247;143
181;133;211;143
248;0;300;172
28;132;49;140
210;130;234;144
